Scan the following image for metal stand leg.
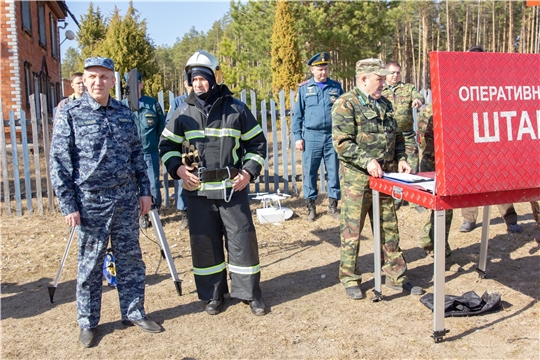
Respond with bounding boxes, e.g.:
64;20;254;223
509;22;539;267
147;208;182;296
48;226;77;303
432;210;449;342
476;205;491;278
371;190;383;302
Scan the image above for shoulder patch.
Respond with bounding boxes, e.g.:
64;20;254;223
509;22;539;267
298;80;309;87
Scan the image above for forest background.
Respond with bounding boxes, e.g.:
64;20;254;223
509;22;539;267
61;0;540;109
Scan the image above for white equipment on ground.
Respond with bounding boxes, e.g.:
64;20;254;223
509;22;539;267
251;191;294;224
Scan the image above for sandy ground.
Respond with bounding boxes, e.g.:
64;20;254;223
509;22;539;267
1;198;539;359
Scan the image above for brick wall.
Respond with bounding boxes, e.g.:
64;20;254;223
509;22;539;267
1;0;66;121
0;0;20;117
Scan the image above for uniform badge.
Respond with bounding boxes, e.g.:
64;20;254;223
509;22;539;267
146;114;155;126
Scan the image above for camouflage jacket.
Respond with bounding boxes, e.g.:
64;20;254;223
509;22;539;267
417;104;435;171
331;87;406;174
381;81;424;133
50;92;151;215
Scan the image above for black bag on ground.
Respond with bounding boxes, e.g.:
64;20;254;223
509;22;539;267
419;290;502;317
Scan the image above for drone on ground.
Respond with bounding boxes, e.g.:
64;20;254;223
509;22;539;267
250;190;294;224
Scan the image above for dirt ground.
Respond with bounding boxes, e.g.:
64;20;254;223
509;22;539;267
1;198;539;359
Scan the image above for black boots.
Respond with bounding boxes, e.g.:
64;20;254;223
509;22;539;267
306;199;316;221
328;198;339;218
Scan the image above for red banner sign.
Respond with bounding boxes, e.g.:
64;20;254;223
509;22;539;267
429;51;540;196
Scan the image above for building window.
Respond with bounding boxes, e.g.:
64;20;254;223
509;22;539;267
23;62;33;110
50;13;58;58
33;74;41;117
21;1;32;34
38;3;46;48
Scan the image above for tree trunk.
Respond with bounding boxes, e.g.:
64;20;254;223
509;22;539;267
492;1;496;52
446;0;450;51
463;3;469;51
508;0;513;52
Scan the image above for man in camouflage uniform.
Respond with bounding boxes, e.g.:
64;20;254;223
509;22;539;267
382;62;424;209
332;58;423;300
55;72;86;116
416;104;456;269
50;57;162;348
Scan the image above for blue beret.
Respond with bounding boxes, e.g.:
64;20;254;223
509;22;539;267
307;52;330;66
84;57;115;72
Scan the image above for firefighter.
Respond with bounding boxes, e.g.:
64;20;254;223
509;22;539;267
159;50;267;316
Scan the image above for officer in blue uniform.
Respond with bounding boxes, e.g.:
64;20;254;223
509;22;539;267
293;52;343;221
50;57;162;348
124;72;166;229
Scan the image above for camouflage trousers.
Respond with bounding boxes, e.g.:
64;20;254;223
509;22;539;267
419;209;453;257
76;183;146;329
339;166;408;288
403;131;419;173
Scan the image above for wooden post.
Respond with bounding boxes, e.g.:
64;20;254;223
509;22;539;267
9;110;22;216
0;100;11;215
40;94;54;212
20;111;33;214
279;90;289;195
261;100;269;194
270;99;279;192
250;90;260;194
289;90;298;196
30;94;43;214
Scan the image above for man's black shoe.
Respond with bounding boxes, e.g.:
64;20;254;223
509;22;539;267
205;298;223;315
249;298;267;316
79;328;94;348
345;286;364;300
122;317;162;333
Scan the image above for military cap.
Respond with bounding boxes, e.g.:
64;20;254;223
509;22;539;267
355;58;392;76
307;52;330;66
84;57;115;72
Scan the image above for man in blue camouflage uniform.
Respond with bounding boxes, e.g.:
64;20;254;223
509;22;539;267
123;72;166;229
160;50;267;316
50;57;162;348
293;52;343;221
332;58;424;300
382;61;424;210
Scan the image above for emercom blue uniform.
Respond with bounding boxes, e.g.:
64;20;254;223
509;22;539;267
124;95;166;208
293;77;343;200
159;85;266;302
50;92;151;329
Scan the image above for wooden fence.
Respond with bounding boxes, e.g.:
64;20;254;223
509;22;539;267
0;88;431;216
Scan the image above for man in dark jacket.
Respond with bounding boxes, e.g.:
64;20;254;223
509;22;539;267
159;50;267;316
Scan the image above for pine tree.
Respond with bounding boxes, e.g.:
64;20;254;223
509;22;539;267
77;2;108;67
61;47;82;79
270;0;303;102
99;2;160;98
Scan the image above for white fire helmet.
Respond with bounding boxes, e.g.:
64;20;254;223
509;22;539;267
185;50;223;86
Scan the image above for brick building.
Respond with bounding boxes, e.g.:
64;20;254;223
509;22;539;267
0;0;69;120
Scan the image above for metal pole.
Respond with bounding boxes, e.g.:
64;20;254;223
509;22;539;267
48;226;77;303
